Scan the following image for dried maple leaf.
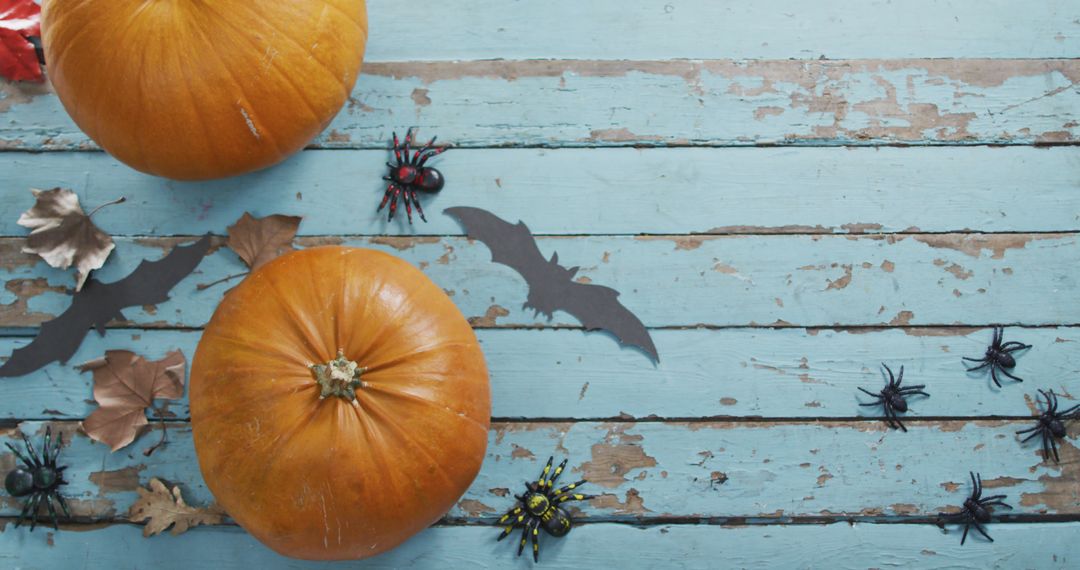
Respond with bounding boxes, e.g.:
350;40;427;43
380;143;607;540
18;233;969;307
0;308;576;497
18;188;125;291
0;0;42;82
129;478;225;537
78;350;186;452
227;212;303;270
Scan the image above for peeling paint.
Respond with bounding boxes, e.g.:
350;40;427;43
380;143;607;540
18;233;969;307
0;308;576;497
914;234;1064;259
89;466;145;495
469;305;510;327
457;499;495;517
367;236;441;251
410;88;432;107
591;488;650;515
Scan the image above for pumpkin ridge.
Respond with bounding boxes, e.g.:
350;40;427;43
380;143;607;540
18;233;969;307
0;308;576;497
217;0;351;97
170;18;226;173
356;396;460;488
364;384;489;432
198;330;314;371
194;1;329;121
258;269;336;364
184;15;285;155
360;340;477;374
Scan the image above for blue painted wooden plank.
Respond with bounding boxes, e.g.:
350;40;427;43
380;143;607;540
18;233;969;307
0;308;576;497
1;522;1076;569
1;233;1077;329
1;327;1076;421
358;0;1080;61
3;59;1077;150
2;420;1074;520
1;147;1077;237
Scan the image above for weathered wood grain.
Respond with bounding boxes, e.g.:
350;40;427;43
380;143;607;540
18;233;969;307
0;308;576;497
2;420;1075;521
2;327;1076;421
350;0;1080;60
1;147;1077;237
1;233;1076;330
3;59;1078;149
2;522;1077;569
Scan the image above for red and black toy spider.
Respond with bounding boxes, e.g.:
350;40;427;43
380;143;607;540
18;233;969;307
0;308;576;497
377;128;448;223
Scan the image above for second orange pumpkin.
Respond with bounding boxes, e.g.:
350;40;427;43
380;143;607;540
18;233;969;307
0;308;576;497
189;247;490;560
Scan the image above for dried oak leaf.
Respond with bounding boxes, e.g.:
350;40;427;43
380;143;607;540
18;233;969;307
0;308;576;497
0;0;42;82
18;188;124;291
78;350;185;452
129;478;225;537
227;212;302;270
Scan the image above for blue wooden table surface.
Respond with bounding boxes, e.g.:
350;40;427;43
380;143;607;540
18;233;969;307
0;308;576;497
2;1;1079;568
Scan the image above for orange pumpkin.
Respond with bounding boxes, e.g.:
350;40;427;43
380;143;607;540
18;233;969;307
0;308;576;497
189;247;490;560
40;0;367;181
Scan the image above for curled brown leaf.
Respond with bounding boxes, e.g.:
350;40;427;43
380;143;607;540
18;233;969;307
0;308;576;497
78;350;185;452
17;188;124;291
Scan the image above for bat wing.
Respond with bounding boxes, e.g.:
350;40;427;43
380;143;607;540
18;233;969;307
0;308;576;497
559;281;658;362
103;234;213;307
0;296;102;377
0;235;212;378
444;207;549;283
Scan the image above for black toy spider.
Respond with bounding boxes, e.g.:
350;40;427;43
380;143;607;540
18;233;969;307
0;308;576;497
857;363;929;432
1016;389;1078;463
377;127;448;223
939;472;1011;545
963;326;1031;388
496;456;593;562
4;426;71;531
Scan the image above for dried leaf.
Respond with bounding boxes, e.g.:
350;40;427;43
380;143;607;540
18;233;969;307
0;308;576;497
78;350;186;452
18;188;123;291
129;478;225;537
0;0;42;82
226;212;302;270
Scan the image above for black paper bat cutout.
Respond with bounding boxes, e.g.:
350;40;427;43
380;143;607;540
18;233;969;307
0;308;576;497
0;235;212;378
444;207;658;362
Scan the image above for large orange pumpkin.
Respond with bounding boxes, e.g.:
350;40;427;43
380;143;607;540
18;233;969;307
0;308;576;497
189;247;490;560
40;0;367;180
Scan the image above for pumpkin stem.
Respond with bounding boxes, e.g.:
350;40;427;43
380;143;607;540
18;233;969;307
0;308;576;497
310;349;367;404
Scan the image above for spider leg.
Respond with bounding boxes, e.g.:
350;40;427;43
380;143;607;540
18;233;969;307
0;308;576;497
889;406;907;432
412;136;438;165
27;492;42;531
1057;403;1080;417
5;442;35;469
45;494;60;531
55;493;71;519
14;492;38;528
416;146;448;167
857;387;883;401
555;492;594;504
42;427;52;468
990;367;1003;388
882;363;896;388
497;507;525;541
1049;433;1060;463
51;431;63;467
391;132;403;164
376;182;396;213
964;360;991;372
1000;342;1031;352
960;521;970;545
21;433;41;467
972;521;993;543
516;519;531;557
553;479;587;497
970;472;981;499
996;367;1024;383
403;128;414;164
979;494;1008;502
1040;431;1052;462
901;390;931;398
387;186;403;221
547;458;569;489
1018;427;1043;442
530;518;541;563
895;365;905;387
537;456;554;488
401;188;414;224
409;190;427;223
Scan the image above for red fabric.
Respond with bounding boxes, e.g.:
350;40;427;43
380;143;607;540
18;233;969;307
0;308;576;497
0;0;42;82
